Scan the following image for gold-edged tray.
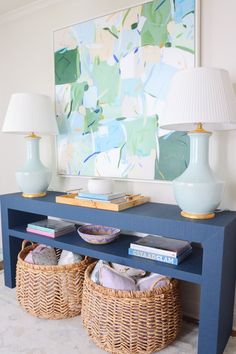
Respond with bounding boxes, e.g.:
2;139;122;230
56;193;149;211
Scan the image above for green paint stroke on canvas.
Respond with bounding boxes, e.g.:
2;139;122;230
83;109;102;134
155;132;190;180
92;61;120;103
55;48;80;85
118;142;126;168
175;45;194;54
141;0;171;46
122;8;131;26
103;27;119;39
125;116;157;156
70;82;88;113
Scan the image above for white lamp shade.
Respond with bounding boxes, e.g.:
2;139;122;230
161;67;236;131
2;93;58;135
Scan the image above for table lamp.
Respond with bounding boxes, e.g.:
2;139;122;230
161;67;236;219
2;93;58;198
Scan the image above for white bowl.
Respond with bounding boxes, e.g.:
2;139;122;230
87;178;113;194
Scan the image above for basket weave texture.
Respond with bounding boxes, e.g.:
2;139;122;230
16;241;93;319
82;262;182;354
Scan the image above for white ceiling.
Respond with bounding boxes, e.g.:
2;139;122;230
0;0;39;16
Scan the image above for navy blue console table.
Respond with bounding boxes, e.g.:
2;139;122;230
1;192;236;354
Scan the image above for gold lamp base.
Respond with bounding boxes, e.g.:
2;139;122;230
181;210;215;220
22;192;46;198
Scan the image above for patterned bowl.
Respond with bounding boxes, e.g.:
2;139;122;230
78;225;120;244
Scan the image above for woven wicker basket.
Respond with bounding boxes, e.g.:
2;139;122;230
82;262;182;354
16;240;93;320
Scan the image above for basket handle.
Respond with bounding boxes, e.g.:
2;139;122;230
21;240;34;251
150;276;171;290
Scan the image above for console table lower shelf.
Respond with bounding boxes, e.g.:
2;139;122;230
1;191;236;354
9;226;203;284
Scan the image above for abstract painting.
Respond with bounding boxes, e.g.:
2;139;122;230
54;0;197;180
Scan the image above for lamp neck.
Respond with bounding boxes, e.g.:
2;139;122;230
188;131;211;166
25;136;41;162
190;122;209;134
26;132;40;139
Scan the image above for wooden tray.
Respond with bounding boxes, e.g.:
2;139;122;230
56;193;149;211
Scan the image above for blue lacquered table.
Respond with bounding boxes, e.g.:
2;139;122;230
1;191;236;354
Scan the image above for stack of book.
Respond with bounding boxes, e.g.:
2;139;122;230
128;235;192;265
76;191;126;204
26;219;75;238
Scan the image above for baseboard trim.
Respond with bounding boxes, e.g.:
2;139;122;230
183;315;199;325
232;330;236;337
183;315;236;337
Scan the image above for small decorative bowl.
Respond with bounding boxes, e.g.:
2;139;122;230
87;178;114;194
78;225;120;244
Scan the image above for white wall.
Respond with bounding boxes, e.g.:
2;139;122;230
0;0;236;321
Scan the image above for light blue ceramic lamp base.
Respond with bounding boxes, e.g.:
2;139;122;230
173;131;224;219
16;135;51;198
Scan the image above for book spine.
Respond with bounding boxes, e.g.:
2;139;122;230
78;193;125;200
27;224;56;233
128;248;179;265
26;228;56;237
75;196;126;204
129;243;178;257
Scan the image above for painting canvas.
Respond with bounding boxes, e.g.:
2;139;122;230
54;0;197;180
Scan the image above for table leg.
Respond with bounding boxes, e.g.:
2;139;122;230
198;228;236;354
1;205;46;288
3;236;22;288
